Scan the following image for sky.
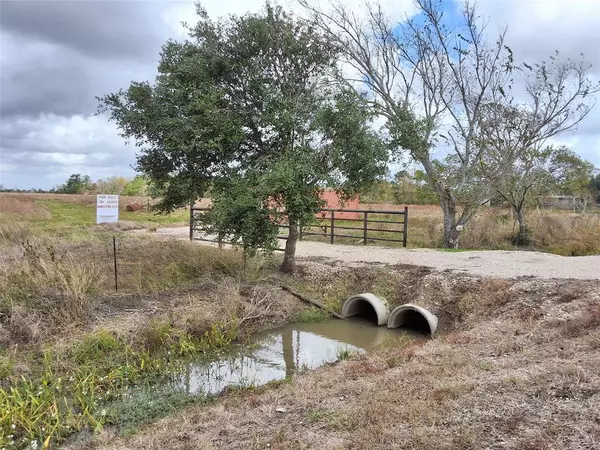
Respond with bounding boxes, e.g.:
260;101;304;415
1;0;599;190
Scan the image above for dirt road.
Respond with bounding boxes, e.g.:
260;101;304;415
142;227;600;280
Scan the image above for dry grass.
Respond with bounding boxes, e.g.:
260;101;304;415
0;192;152;210
83;271;600;450
0;195;51;219
0;221;305;382
300;201;600;255
410;206;600;254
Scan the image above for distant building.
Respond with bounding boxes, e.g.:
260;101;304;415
317;190;360;220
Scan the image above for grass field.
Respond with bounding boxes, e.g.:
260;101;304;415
1;193;600;449
0;193;189;232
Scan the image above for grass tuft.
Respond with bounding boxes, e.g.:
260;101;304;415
336;347;355;361
296;307;330;323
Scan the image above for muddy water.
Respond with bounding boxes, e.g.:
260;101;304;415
177;319;423;396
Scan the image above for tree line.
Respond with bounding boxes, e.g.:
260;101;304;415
97;0;600;272
366;145;599;209
0;174;151;196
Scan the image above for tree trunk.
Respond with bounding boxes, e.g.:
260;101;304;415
512;205;530;246
280;215;299;273
440;193;461;248
421;159;463;249
516;208;526;236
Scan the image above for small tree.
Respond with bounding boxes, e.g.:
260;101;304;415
589;173;600;204
477;53;599;241
393;170;439;205
56;174;92;194
94;176;129;195
122;175;149;196
481;143;595;243
547;146;596;201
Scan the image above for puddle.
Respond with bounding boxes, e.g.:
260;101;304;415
176;318;423;396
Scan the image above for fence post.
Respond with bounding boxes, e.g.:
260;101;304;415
113;236;118;292
363;211;368;245
403;206;408;248
189;201;194;241
330;210;335;244
299;219;303;241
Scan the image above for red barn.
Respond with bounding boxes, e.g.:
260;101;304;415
317;190;360;220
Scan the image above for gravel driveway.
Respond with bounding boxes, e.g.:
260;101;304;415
142;227;600;280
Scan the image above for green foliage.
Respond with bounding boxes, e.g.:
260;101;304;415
1;318;240;448
71;330;123;367
0;354;15;380
590;173;600;203
100;386;205;435
359;180;395;204
547;146;595;197
98;4;388;269
122;175;149;196
94;176;128;195
200;174;281;257
296;307;330;323
56;174;92;194
335;347;355;361
393;170;439;205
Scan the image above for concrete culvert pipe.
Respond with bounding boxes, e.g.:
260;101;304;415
341;293;389;326
387;304;438;335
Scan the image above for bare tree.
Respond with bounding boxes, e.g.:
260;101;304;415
477;56;599;241
300;0;514;247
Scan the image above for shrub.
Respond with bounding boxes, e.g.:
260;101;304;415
71;329;123;366
296;307;330;323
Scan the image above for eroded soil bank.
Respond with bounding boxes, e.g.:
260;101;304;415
75;261;600;450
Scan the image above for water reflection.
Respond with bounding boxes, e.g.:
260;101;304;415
178;319;418;396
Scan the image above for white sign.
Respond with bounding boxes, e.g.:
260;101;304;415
96;195;119;224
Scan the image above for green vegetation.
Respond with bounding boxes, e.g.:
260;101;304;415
98;4;388;273
307;409;350;430
0;195;188;238
0;316;240;448
100;386;208;436
296;307;330;323
0;198;287;448
335;347;355;361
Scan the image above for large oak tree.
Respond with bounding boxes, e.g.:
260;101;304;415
98;4;387;272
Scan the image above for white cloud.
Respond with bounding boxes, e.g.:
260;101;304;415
1;115;135;189
2;0;598;190
475;0;600;168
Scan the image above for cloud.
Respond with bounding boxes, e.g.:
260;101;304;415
476;0;600;169
1;0;598;190
0;0;179;189
1;114;138;187
0;0;169;61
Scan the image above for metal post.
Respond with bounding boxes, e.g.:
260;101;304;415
189;201;194;241
330;210;335;244
403;206;408;248
299;219;303;241
363;211;368;245
113;236;118;292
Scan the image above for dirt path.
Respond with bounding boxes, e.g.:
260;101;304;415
142;227;600;280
